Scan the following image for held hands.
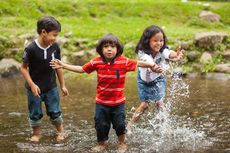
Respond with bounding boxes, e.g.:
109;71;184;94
151;64;164;74
50;59;63;69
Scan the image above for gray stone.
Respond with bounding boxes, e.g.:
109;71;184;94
199;10;220;22
186;51;201;62
199;52;212;64
179;41;190;50
205;73;230;81
0;58;20;77
215;64;230;73
194;32;228;50
223;49;230;60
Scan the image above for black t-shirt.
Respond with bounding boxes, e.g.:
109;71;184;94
22;39;61;93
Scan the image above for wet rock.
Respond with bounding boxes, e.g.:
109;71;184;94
0;58;20;77
194;32;228;50
199;10;220;22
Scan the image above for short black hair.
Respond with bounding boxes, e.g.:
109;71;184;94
37;16;61;34
96;33;123;58
135;25;168;55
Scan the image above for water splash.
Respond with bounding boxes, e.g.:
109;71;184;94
127;62;212;153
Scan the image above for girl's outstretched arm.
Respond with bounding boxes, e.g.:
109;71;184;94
169;47;184;61
50;59;85;73
137;61;164;74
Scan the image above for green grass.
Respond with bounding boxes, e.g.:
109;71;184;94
1;0;229;36
0;0;229;58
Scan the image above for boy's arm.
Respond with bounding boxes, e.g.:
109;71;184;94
137;61;164;74
20;63;41;97
55;68;69;96
50;59;85;73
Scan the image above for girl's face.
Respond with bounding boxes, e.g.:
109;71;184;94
149;32;164;53
102;43;117;62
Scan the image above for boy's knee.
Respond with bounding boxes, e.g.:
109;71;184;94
95;122;110;132
114;123;126;135
49;112;63;125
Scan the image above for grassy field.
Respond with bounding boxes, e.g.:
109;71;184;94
1;0;229;41
0;0;230;64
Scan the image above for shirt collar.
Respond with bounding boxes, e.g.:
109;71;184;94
35;39;51;50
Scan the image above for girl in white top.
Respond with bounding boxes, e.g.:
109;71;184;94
130;25;184;123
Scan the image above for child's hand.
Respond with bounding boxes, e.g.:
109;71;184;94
176;47;184;60
61;86;69;96
50;59;63;69
31;83;41;97
151;64;164;74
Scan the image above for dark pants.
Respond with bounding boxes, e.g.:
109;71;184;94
94;103;126;142
27;87;62;127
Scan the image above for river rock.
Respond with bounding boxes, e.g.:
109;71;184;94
71;50;86;65
205;73;230;81
179;41;190;50
215;64;230;73
57;37;69;46
0;58;20;77
223;49;230;60
194;32;228;50
199;10;220;22
186;51;201;62
199;52;212;64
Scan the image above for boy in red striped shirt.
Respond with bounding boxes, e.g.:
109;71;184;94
50;33;163;152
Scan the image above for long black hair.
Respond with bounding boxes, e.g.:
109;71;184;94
135;25;168;55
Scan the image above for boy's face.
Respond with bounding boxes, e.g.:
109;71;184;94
42;30;59;46
102;43;117;62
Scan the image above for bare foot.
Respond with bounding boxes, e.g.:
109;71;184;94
30;135;41;143
56;132;66;142
91;144;107;152
117;142;128;153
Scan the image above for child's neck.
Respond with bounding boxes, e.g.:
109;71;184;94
37;36;49;48
151;51;157;58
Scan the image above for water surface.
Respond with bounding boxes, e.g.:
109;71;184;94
0;74;229;153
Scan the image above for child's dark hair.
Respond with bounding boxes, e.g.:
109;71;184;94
96;33;123;58
37;16;61;34
135;25;168;55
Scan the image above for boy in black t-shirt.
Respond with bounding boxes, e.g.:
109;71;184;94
20;16;69;143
